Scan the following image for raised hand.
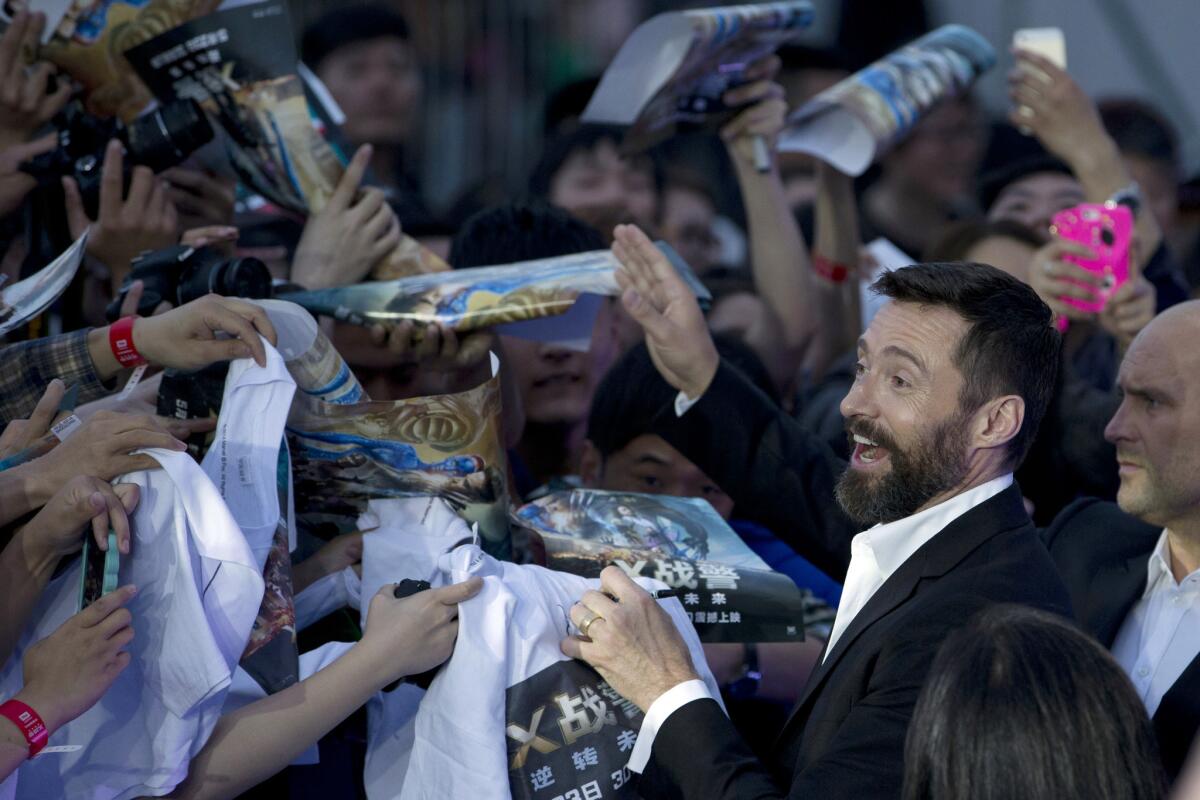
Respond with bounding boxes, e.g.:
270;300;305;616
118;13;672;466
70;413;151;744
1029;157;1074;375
720;55;787;168
291;144;402;290
63;140;178;283
0;11;71;151
133;294;278;370
612;224;719;399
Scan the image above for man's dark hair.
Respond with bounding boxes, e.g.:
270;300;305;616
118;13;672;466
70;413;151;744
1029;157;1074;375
588;339;777;458
301;5;411;71
528;124;663;199
903;605;1167;800
1099;98;1180;171
448;202;606;269
872;262;1060;468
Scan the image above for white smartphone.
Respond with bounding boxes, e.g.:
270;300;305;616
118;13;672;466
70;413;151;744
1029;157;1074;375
1013;28;1067;69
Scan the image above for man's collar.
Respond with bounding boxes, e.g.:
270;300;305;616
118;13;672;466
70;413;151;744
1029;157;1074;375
1150;530;1200;591
863;473;1014;578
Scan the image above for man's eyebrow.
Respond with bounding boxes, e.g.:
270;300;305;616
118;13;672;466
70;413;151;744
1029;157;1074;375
881;345;929;375
634;454;670;466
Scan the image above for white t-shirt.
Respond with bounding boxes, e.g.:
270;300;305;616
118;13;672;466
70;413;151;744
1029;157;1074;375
395;545;722;800
359;497;475;800
0;449;264;800
200;338;296;568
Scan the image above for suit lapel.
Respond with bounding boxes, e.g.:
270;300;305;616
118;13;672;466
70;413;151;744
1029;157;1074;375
1085;555;1148;647
780;485;1031;739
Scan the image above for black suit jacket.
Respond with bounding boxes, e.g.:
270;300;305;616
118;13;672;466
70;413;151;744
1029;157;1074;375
1043;499;1200;782
639;364;1074;800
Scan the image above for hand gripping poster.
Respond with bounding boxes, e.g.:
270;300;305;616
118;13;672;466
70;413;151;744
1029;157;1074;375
582;1;814;152
515;490;808;643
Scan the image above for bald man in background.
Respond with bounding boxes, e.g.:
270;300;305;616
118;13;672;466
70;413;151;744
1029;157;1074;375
1044;301;1200;783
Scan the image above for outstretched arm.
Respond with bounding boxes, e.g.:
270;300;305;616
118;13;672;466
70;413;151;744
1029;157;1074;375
163;579;482;800
723;56;815;366
613;224;855;577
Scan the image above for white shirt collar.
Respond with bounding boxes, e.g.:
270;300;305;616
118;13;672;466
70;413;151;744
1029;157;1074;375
860;473;1014;578
1145;529;1200;593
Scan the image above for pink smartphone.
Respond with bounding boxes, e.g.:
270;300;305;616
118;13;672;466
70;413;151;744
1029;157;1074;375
1049;202;1133;320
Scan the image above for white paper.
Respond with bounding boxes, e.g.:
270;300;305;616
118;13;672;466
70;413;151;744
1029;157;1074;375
860;237;914;330
0;230;87;336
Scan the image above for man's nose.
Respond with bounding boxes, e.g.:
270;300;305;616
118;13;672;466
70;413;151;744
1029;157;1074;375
840;373;877;421
1104;400;1130;445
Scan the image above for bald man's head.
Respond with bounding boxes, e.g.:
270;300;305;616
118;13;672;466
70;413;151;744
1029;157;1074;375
1105;301;1200;530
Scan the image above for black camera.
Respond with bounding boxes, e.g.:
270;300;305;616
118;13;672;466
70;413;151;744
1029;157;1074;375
105;244;273;321
21;99;214;218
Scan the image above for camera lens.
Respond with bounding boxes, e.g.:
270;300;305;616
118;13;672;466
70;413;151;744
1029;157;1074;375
216;258;273;299
125;99;215;173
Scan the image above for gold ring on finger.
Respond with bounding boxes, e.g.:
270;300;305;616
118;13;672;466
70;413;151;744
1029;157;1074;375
579;612;604;638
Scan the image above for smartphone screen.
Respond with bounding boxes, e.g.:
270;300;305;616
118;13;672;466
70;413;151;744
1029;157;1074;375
1013;28;1067;69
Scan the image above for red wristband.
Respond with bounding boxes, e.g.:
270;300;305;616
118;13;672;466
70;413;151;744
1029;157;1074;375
0;699;49;757
108;316;146;367
812;253;851;284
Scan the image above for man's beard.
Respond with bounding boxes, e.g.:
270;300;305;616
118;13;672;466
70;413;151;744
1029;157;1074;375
835;412;972;526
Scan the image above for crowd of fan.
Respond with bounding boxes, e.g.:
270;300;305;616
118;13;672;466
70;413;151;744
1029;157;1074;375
0;4;1198;799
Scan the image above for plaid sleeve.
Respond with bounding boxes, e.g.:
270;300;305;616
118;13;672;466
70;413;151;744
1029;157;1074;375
0;330;111;425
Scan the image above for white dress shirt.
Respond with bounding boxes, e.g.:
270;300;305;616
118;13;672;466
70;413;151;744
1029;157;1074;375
1112;530;1200;717
627;472;1014;773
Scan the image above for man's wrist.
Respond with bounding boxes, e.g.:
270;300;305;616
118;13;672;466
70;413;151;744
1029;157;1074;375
681;355;719;402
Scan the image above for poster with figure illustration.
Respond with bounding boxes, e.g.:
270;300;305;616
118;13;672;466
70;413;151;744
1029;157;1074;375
583;1;814;152
287;353;511;558
28;0;220;120
282;242;710;345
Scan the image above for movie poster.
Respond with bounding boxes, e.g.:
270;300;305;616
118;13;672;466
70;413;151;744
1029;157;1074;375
779;24;995;175
506;660;643;800
583;2;814;152
284;242;708;333
25;0;220;120
123;2;447;276
287;354;511;558
515;491;806;643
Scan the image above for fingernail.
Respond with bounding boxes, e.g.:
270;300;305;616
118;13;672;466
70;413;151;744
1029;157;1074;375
172;439;187;451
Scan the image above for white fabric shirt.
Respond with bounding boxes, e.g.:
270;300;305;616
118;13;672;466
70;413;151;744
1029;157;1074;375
394;544;721;800
627;472;1014;774
0;449;263;800
822;473;1013;658
1112;529;1200;717
200;338;296;569
359;497;474;800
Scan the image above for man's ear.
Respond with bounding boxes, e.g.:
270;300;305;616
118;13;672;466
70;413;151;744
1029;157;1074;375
579;440;604;488
971;394;1025;454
